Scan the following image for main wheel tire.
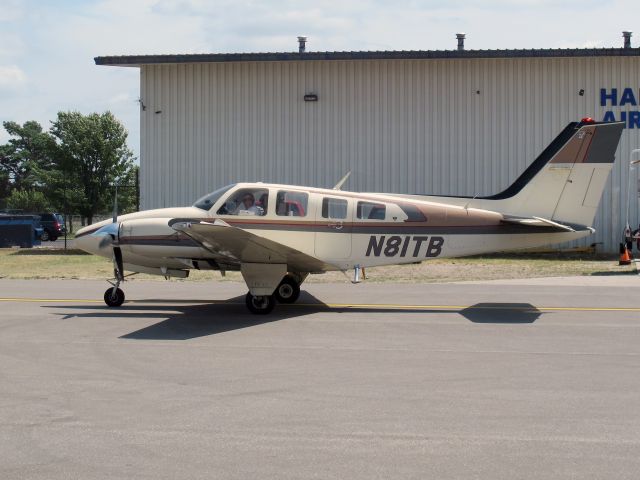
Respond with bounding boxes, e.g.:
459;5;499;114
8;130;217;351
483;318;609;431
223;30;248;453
245;292;275;314
274;276;301;304
50;236;58;242
41;230;50;241
104;287;125;307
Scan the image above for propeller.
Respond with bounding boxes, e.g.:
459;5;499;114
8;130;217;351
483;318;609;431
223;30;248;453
112;184;118;224
97;184;120;249
97;222;120;249
110;184;124;280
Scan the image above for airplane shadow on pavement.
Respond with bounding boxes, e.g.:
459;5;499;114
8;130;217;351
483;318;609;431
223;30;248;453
48;294;541;340
460;303;541;324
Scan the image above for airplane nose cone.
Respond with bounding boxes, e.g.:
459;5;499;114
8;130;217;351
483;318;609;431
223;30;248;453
75;222;118;256
75;231;98;255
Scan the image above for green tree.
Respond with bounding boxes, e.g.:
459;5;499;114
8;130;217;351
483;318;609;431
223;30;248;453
0;121;56;191
115;164;139;214
6;189;51;212
0;170;9;205
50;111;136;224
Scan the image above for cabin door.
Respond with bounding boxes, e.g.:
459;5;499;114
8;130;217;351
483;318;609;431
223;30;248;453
314;195;352;260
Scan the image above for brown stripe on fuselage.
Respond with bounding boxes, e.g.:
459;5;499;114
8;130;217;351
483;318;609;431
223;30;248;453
121;222;570;249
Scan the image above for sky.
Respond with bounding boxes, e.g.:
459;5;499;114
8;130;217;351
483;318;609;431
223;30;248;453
1;0;638;160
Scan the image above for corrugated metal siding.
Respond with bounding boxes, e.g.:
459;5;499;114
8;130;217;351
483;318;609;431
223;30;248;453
140;57;640;253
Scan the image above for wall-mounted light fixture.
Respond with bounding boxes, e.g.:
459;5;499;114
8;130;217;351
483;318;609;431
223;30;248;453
304;93;318;102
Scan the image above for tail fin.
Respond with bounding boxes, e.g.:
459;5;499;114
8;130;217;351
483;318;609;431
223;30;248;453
485;120;624;228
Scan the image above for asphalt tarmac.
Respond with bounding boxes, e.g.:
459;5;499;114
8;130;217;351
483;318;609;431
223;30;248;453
1;276;640;479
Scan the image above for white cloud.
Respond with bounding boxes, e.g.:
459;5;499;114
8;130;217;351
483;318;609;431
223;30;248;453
108;92;134;105
0;65;26;89
0;0;24;22
0;0;638;158
0;32;26;59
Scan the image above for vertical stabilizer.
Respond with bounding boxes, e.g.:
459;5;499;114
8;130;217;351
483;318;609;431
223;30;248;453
484;121;624;227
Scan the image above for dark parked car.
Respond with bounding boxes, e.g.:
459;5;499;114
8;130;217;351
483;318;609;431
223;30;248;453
38;213;66;241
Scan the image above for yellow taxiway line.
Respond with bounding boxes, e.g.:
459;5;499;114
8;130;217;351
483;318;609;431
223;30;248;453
0;297;105;303
304;303;640;313
0;297;639;312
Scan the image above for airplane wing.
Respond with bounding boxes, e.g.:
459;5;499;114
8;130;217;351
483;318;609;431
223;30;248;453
169;218;332;272
500;215;591;232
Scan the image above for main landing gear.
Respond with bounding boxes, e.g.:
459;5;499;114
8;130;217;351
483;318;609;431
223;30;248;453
245;293;276;314
273;275;301;304
245;274;304;314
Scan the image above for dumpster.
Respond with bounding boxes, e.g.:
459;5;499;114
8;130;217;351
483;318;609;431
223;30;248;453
0;215;43;248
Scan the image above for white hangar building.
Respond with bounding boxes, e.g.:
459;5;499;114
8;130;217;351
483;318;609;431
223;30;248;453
96;33;640;253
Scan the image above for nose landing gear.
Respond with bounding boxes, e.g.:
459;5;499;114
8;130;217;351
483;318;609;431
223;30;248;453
104;286;125;307
104;246;126;307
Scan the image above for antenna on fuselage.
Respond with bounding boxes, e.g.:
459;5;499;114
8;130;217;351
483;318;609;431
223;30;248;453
464;194;478;211
333;170;352;190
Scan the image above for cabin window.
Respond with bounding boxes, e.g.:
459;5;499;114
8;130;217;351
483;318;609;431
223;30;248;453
357;201;386;220
321;197;348;219
217;188;269;216
193;184;236;211
276;191;308;217
399;204;427;222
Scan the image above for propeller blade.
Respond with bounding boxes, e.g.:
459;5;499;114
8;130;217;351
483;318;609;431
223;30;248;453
98;235;114;249
93;222;120;249
113;246;124;279
112;185;118;223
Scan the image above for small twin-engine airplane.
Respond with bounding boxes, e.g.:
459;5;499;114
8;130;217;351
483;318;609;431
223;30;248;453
76;119;624;314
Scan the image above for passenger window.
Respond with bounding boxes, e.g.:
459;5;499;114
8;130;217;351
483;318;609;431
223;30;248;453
276;191;308;217
217;188;269;216
322;198;347;219
357;201;386;220
399;204;427;222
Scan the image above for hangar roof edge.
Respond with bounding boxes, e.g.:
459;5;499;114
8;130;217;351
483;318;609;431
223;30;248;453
95;48;640;66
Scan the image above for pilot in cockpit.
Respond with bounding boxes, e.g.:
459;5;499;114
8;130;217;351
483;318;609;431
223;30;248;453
234;192;264;216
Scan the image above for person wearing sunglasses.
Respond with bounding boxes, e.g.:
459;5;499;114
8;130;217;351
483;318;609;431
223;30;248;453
233;192;264;215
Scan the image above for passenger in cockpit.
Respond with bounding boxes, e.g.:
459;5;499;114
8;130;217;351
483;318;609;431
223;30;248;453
257;193;269;215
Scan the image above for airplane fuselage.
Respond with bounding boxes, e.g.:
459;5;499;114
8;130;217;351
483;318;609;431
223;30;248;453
76;182;590;276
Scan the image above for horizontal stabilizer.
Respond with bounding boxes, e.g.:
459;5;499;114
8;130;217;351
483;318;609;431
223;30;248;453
500;215;587;233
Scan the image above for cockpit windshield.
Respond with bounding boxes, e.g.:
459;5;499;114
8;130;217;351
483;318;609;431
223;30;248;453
193;184;236;210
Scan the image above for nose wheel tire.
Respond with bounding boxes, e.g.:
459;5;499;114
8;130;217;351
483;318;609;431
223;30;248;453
245;293;275;314
104;287;125;307
274;276;301;304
